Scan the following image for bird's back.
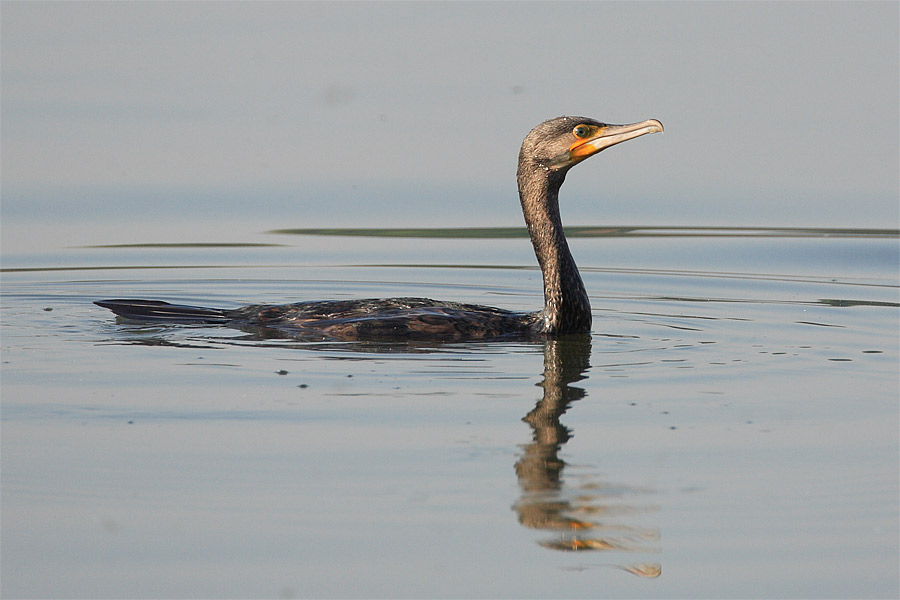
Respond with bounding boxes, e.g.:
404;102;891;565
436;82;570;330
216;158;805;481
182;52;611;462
230;297;540;341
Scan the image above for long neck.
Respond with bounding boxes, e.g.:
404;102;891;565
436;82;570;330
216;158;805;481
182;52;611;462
518;165;592;334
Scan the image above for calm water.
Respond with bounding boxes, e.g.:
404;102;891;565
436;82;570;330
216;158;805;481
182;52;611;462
2;217;898;598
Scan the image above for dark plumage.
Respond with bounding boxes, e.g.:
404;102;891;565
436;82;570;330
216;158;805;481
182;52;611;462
96;116;662;341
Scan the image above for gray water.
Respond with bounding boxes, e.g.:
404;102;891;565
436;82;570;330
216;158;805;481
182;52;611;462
1;213;897;599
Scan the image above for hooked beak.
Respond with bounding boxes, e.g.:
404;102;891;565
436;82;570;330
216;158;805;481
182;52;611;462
569;119;664;164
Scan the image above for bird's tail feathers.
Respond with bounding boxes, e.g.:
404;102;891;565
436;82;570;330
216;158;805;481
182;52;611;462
94;299;230;324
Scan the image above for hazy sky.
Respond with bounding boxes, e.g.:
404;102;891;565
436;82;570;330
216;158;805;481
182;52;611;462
2;1;898;227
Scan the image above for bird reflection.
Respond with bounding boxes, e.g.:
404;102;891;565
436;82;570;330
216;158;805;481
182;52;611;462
98;320;661;576
513;336;661;577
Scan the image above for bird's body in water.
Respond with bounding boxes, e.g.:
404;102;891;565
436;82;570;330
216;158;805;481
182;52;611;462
96;116;662;341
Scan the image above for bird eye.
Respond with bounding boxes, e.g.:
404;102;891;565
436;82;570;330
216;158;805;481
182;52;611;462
573;125;591;139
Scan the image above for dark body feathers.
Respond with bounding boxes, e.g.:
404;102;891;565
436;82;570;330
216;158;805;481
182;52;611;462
96;297;540;341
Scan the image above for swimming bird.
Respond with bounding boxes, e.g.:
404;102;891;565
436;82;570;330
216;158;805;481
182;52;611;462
96;116;662;341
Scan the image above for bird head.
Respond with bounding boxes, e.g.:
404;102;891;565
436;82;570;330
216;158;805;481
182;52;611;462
521;116;663;173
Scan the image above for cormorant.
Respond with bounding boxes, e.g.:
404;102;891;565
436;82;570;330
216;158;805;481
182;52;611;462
96;116;663;341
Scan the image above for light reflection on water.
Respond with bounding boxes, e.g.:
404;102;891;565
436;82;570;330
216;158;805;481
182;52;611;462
1;225;898;598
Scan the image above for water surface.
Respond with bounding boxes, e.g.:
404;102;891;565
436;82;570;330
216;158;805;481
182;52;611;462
2;221;898;598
